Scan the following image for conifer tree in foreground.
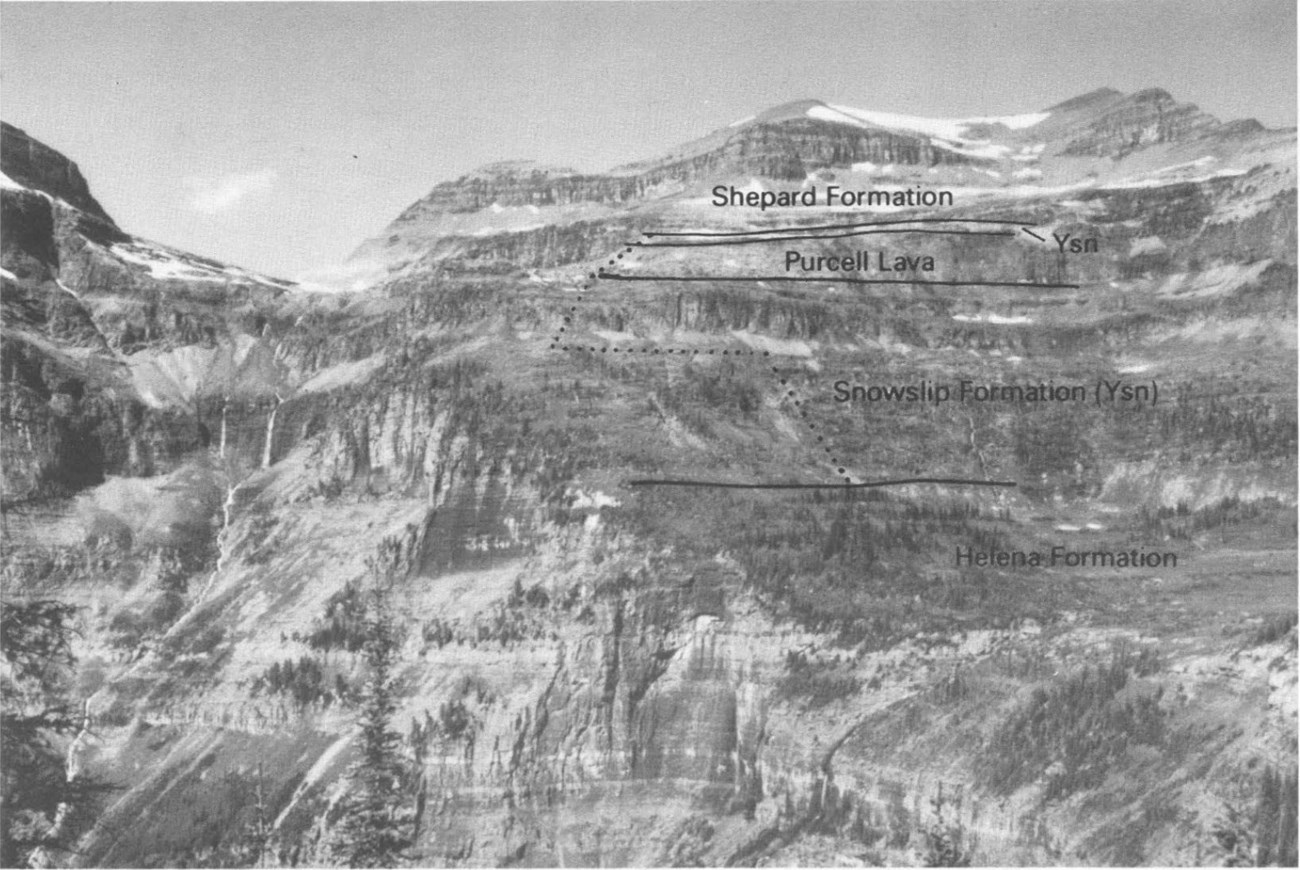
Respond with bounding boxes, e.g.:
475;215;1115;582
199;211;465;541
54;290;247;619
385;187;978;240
325;593;415;868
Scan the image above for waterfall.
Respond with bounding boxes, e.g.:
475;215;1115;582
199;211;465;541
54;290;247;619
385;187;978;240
219;399;228;458
262;396;282;469
215;482;239;577
32;700;92;863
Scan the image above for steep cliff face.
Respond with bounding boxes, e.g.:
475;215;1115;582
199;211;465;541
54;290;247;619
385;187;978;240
1;122;114;225
2;92;1297;868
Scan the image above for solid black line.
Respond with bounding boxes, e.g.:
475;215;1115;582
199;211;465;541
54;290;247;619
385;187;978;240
1021;227;1047;242
626;477;1017;490
598;272;1082;290
646;217;1035;238
635;229;1014;248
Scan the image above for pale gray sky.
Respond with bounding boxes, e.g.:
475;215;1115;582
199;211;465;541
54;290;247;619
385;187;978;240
2;1;1294;278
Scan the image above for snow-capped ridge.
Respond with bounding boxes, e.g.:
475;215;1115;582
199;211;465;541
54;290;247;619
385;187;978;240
110;239;294;290
820;103;1050;139
801;101;1049;163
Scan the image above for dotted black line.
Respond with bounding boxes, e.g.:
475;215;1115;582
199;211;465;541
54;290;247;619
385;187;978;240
773;364;853;485
549;239;805;357
554;346;775;356
553;235;854;485
549;246;632;346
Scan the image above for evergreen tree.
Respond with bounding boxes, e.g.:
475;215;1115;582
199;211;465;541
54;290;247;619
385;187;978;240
228;761;275;868
923;792;971;867
1;598;108;867
1210;801;1256;867
325;595;415;868
1209;768;1300;868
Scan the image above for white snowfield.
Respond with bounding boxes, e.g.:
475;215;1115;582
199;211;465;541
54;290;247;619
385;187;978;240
811;104;1050;139
567;488;621;510
0;169;61;205
928;138;1013;161
297;353;388;394
1101;167;1249;190
110;240;291;289
806;103;1050;162
952;313;1034;325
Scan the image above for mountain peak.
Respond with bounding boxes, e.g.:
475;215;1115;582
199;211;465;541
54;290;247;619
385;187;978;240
463;160;579;180
1047;87;1123;113
1131;87;1175;104
1;121;115;225
751;99;829;124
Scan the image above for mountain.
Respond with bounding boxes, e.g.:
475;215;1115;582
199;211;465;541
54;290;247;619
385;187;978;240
1;89;1296;867
1;121;299;505
352;90;1286;278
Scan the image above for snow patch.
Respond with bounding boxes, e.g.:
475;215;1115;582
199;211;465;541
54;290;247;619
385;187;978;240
1157;260;1272;299
1012;144;1047;162
298;354;387;394
821;104;1049;138
952;313;1033;324
729;331;813;357
931;138;1012;160
295;258;388;294
273;732;353;828
112;244;226;282
568;489;621;510
112;241;291;289
806;105;869;128
1129;236;1167;256
1102;167;1248;190
0;170;43;197
807;103;1047;163
592;329;641;344
487;202;542;216
962;180;1097;200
